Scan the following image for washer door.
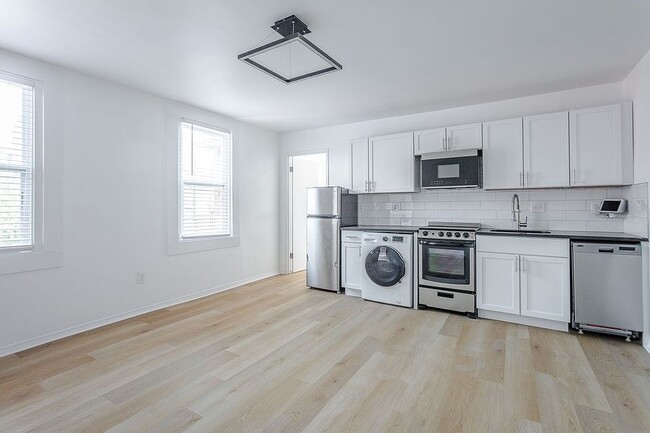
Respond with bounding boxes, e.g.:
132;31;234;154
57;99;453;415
365;246;406;287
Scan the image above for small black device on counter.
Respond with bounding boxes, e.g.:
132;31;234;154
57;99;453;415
420;150;482;189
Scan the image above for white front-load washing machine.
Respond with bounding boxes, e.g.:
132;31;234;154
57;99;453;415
361;232;413;307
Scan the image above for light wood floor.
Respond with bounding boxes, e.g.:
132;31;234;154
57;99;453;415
1;272;650;433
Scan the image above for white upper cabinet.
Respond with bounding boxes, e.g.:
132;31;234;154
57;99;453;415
446;123;482;151
349;138;369;193
569;102;633;187
482;118;523;189
414;128;446;155
414;123;482;155
523;112;569;188
370;132;418;193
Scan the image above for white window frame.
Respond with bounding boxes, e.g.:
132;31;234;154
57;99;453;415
166;103;240;255
0;57;64;275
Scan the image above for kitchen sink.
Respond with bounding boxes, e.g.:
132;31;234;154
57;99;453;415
487;229;552;234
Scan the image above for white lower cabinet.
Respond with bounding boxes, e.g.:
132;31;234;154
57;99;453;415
477;252;519;314
476;236;570;330
520;255;570;322
341;231;363;297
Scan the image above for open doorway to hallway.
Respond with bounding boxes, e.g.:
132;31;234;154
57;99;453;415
289;153;327;273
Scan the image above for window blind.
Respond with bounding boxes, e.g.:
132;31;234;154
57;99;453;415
0;76;33;250
179;121;232;239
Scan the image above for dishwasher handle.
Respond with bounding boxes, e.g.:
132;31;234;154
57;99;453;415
572;242;641;255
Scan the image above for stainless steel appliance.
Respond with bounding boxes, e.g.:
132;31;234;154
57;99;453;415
306;187;358;292
417;222;480;317
420;150;482;189
571;241;643;341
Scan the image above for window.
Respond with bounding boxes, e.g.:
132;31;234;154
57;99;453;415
166;104;239;255
179;122;232;239
0;76;34;251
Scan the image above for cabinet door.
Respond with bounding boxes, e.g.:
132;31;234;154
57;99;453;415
523;112;569;188
370;132;416;193
477;252;520;314
482;118;523;189
414;128;446;155
569;103;632;186
447;123;482;151
520;255;569;322
341;242;362;290
350;138;369;193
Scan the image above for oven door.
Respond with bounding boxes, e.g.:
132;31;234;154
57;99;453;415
419;240;475;292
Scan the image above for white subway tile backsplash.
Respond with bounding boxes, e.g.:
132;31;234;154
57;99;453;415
358;185;646;234
438;210;466;219
451;201;481;210
546;200;586;211
425;201;451;210
480;200;512;210
547;220;587;231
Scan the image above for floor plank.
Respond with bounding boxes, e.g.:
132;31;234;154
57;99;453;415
0;271;649;433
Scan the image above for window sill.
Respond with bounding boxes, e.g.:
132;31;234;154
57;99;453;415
167;236;240;256
0;250;64;276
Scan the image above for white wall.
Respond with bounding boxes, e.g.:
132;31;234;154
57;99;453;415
623;48;650;350
279;82;626;272
0;51;281;355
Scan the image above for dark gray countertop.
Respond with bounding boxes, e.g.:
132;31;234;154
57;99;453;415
342;225;420;233
477;229;648;242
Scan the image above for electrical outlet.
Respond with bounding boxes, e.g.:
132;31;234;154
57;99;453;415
136;272;145;284
391;203;400;212
530;201;545;213
590;201;601;215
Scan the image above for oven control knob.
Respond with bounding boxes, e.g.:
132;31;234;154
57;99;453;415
446;232;452;237
454;232;461;238
422;231;429;236
463;232;470;238
438;231;444;237
383;236;389;242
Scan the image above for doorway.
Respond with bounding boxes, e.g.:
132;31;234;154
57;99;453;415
289;153;327;273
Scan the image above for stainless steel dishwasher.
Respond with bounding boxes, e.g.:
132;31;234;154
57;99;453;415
571;241;643;341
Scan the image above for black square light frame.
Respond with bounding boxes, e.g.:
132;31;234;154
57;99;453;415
238;15;342;84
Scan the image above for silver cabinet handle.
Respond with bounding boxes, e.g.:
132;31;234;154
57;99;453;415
525;172;529;186
521;258;526;273
365;180;369;192
572;169;577;184
519;172;523;187
515;258;519;272
447;135;452;150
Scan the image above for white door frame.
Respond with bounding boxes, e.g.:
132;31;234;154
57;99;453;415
286;150;329;273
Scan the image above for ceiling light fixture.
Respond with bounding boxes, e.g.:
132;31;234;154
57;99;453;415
238;15;342;84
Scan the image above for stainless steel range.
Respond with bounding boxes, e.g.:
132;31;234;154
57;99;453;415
417;222;480;318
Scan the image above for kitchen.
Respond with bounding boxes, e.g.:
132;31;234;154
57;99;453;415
2;1;650;432
303;100;648;341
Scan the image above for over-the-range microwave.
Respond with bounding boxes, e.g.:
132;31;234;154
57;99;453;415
420;150;482;189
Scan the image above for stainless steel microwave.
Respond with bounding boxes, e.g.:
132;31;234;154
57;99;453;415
420;151;482;189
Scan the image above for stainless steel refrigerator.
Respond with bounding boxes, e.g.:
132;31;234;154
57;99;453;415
306;187;358;292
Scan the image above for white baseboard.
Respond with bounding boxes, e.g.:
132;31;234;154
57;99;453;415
478;310;569;332
0;271;279;358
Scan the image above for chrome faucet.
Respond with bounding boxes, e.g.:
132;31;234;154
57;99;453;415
512;194;528;230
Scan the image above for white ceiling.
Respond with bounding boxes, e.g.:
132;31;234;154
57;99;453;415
1;0;650;132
